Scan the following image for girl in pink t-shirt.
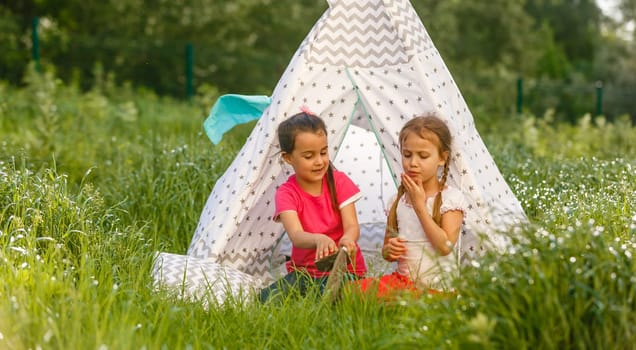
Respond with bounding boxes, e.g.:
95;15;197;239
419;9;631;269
259;112;367;303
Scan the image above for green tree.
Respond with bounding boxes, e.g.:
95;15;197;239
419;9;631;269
412;0;541;120
1;0;633;120
0;0;325;96
525;0;603;76
0;7;28;84
618;0;636;23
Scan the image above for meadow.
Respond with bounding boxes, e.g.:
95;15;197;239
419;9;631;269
1;68;635;349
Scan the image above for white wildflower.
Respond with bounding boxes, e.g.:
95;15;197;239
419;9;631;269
43;330;53;343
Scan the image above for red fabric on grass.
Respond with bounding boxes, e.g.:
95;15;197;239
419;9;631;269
353;272;452;299
354;272;420;298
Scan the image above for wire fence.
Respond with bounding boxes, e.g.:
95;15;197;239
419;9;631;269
2;16;635;121
518;78;636;122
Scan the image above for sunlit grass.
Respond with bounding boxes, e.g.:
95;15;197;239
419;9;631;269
0;71;634;349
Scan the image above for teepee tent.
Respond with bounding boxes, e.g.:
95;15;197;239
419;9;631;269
152;0;526;302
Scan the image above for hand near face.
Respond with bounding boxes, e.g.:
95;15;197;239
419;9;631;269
401;173;426;210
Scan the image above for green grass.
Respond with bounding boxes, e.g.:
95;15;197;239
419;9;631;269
0;69;635;349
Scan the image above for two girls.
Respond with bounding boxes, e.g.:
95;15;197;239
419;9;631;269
260;112;464;302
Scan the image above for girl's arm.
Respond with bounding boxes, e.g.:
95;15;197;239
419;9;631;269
277;211;337;260
402;175;462;255
411;204;462;255
382;231;407;262
381;198;407;262
337;203;360;254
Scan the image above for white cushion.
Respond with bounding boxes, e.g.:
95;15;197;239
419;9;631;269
151;252;264;307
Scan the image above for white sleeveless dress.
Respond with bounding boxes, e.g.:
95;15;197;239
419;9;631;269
394;186;466;289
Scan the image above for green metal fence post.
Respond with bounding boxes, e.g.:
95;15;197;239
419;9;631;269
595;81;603;116
516;77;523;115
185;43;194;99
32;17;40;72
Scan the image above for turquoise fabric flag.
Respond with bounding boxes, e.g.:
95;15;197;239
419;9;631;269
203;94;272;145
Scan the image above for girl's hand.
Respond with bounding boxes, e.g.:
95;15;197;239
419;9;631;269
382;236;407;261
314;234;337;260
401;173;426;210
338;236;357;258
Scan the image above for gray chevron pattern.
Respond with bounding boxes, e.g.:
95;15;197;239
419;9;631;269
306;0;408;67
304;0;434;67
151;252;266;306
211;244;284;284
384;0;433;55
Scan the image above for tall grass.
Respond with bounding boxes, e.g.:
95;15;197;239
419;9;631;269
0;69;634;349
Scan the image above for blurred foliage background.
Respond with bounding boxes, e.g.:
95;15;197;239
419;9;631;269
1;3;635;347
1;0;635;122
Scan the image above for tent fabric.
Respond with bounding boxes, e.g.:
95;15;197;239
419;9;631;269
153;0;527;297
152;252;265;306
203;94;272;145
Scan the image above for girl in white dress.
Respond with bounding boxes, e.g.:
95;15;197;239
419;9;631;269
356;115;465;297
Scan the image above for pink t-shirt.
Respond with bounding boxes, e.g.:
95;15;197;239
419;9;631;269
275;170;367;278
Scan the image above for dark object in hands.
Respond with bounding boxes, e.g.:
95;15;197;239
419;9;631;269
323;247;351;303
315;250;338;272
315;247;351;272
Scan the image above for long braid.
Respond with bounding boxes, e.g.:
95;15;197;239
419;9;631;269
326;161;339;213
386;184;405;238
432;161;450;225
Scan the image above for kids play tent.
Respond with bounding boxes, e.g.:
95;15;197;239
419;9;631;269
152;0;526;303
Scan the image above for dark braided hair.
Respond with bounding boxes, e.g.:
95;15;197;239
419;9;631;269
277;112;339;212
387;115;452;235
